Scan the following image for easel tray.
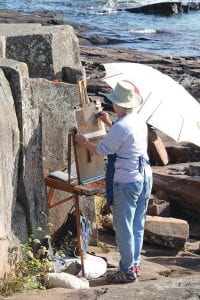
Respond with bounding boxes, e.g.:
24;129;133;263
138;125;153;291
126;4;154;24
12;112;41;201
45;175;106;197
75;178;106;197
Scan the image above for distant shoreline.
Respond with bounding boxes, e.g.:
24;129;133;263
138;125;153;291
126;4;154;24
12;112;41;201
0;8;200;57
0;8;200;96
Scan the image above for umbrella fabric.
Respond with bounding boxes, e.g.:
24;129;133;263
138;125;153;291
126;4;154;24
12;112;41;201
103;63;200;147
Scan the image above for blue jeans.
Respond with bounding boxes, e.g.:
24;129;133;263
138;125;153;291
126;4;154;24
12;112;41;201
112;176;153;272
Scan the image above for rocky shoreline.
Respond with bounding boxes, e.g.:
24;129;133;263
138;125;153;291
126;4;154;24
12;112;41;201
79;45;200;100
0;10;200;300
1;9;199;99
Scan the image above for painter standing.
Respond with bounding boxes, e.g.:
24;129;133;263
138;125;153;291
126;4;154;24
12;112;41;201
75;80;152;283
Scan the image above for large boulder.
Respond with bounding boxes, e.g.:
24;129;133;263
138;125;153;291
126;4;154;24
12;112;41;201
125;2;182;16
31;78;81;231
30;78;80;173
0;59;48;242
0;23;85;283
144;215;189;250
0;24;81;79
0;68;19;282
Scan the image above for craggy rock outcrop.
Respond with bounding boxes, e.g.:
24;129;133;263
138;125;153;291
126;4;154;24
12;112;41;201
122;1;199;16
0;12;199;287
0;23;83;281
31;79;80;173
79;46;200;105
0;24;81;79
124;2;200;16
30;78;81;231
125;2;182;15
0;59;48;241
0;68;19;282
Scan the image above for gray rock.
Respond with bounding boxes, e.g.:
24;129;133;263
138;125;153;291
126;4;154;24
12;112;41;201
11;202;28;242
62;66;86;84
144;215;189;250
0;10;65;25
125;2;181;16
0;67;19;280
153;163;200;216
31;78;80;173
0;59;48;241
0;36;5;57
80;46;200;105
31;78;80;230
0;24;81;79
95;277;200;300
147;196;171;217
4;276;200;300
0;23;42;34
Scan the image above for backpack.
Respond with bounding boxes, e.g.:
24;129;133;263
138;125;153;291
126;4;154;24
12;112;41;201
53;207;91;257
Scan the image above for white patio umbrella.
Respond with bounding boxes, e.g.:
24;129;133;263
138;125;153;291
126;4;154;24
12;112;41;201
103;62;200;147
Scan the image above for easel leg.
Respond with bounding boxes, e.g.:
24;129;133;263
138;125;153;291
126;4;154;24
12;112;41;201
47;188;55;207
74;194;85;277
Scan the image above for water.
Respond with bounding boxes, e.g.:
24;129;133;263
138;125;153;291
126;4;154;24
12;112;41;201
0;0;200;57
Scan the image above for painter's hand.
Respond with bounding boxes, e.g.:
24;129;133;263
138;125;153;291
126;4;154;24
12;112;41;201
75;130;88;146
97;111;112;127
75;130;99;155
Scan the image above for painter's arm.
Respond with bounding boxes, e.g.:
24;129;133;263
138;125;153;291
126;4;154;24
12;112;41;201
75;111;112;155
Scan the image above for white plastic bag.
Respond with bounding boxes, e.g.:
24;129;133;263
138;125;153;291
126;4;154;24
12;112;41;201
78;253;107;280
46;272;89;289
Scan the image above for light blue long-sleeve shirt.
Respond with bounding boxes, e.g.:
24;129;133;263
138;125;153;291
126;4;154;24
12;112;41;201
96;112;152;182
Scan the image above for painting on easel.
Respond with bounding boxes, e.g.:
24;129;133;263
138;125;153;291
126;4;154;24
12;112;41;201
74;102;106;184
75;103;106;139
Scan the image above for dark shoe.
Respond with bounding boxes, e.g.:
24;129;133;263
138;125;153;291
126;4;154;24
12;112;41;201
106;270;137;284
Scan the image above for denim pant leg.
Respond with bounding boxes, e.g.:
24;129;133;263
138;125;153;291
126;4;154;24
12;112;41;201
133;176;153;265
113;181;143;272
113;176;152;272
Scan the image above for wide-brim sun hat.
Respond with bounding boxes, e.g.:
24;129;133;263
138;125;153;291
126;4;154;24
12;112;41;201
103;80;143;109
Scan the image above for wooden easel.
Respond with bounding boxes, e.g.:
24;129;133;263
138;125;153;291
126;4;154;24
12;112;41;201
46;80;90;277
45;129;85;276
45;80;106;277
45;80;107;277
78;80;90;107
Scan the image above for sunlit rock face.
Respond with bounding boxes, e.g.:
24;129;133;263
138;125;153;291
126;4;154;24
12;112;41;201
0;23;84;282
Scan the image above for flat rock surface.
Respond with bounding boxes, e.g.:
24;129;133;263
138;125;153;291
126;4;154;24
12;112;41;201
2;247;200;300
2;231;200;299
80;46;200;104
2;277;200;300
0;10;65;25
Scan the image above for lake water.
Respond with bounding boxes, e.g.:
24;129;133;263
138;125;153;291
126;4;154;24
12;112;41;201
0;0;200;57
